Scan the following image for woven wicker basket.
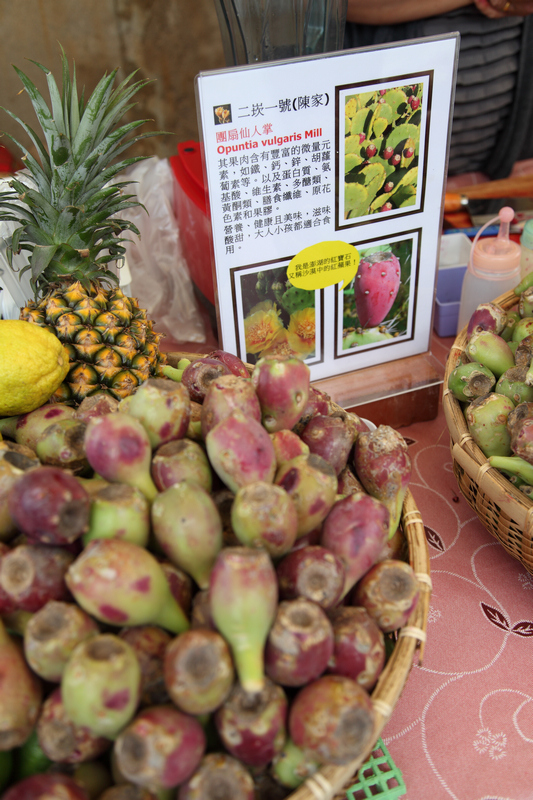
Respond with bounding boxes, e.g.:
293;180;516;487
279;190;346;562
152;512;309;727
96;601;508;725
168;352;431;799
442;288;533;576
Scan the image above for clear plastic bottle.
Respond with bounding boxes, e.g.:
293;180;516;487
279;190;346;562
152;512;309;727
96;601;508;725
520;218;533;280
457;206;521;334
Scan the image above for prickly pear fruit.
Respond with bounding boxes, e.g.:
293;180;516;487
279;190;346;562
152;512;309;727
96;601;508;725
201;374;261;438
151;439;212;493
151;480;223;589
35;418;89;473
118;625;172;708
74;392;120;422
264;598;334;687
511;316;533;343
84;413;158;501
276;545;345;609
0;617;43;750
510;416;533;462
14;404;76;451
507;401;533;437
289;674;375;765
447;361;496;403
61;633;141;738
8;465;91;545
230;481;298;557
251;357;310;433
207;349;251;378
326;606;385;689
37;686;111;763
496;366;533;405
164;628;234;715
122;378;191;449
209;547;278;693
83;483;150;548
465;331;515;378
181;357;232;403
465;392;515;457
271;736;321;789
270;429;310;466
353;558;420;632
214;678;288;769
205;411;277;494
321;492;389;597
113;705;206;790
24;600;99;682
178;753;255;800
467;302;508;337
354;251;401;327
160;561;193;617
300;413;357;475
65;538;190;633
275;453;338;537
353;425;411;539
0;543;74;613
1;773;89;800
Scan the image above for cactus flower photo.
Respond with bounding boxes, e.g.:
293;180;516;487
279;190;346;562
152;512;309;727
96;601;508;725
240;265;317;363
341;238;413;351
341;81;425;221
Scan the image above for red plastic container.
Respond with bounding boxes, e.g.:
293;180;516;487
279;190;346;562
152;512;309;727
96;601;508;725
170;141;215;306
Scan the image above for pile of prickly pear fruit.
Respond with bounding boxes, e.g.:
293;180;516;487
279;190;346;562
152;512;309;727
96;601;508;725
0;348;418;800
447;273;533;492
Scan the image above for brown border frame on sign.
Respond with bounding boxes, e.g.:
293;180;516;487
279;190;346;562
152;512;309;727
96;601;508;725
229;257;325;367
333;227;422;361
335;71;434;230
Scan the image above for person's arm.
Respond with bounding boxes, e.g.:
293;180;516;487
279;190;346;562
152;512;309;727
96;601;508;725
346;0;472;25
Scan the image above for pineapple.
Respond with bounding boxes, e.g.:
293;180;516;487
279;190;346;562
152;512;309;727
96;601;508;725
0;49;167;404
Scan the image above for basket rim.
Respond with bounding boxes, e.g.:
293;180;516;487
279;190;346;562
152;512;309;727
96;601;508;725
169;352;431;800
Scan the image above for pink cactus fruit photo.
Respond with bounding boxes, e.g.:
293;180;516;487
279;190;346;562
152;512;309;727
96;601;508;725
354;251;401;328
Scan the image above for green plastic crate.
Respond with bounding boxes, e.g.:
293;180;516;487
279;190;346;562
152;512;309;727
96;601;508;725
345;738;406;800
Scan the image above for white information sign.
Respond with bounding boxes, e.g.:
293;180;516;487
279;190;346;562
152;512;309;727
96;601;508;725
195;35;459;381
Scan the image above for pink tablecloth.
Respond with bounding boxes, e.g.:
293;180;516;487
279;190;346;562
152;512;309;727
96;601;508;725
380;334;533;800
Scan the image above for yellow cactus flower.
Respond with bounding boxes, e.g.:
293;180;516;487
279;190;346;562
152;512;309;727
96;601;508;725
244;301;284;355
288;307;316;356
259;328;303;360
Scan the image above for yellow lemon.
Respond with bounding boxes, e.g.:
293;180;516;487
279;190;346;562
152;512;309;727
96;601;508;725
0;320;70;416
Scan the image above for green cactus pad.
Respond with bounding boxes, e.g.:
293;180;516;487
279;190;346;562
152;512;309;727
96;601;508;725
345;182;369;218
382;88;409;114
279;285;315;315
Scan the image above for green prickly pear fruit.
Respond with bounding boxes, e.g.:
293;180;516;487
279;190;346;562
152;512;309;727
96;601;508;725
511;316;533;343
35;418;89;474
465;331;515;378
447;361;496;403
275;454;338;537
122;378;191;450
488;454;533;484
83;483;150;548
495;366;533;405
465;392;515;457
0;617;42;750
61;633;141;739
231;481;298;557
519;287;533;318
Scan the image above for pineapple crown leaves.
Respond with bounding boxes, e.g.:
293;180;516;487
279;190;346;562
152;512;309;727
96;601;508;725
0;46;168;297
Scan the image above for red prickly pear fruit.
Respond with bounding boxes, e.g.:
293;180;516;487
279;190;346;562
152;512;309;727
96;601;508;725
321;492;389;598
354;251;401;328
264;598;334;687
0;459;26;543
160;561;193;617
353;425;411;540
164;628;234;715
207;349;251;379
214;678;288;769
270;429;310;467
84;413;158;502
391;153;401;166
0;617;43;750
35;418;89;474
1;773;89;800
275;453;338;537
201;374;261;439
380;202;393;212
409;96;420;110
37;686;111;763
181;357;232;403
353;558;420;632
24;600;99;682
289;674;375;765
365;143;377;158
205;411;277;494
209;547;278;693
151;480;223;589
337;465;365;496
230;481;298;557
403;146;415;158
113;705;206;790
300;413;356;475
467;302;508;337
382;145;394;160
83;483;150;548
61;633;141;738
151;439;213;494
384;180;394;193
122;378;191;449
8;466;91;546
357;132;366;144
74;392;120;422
326;606;385;690
251;357;310;433
65;539;190;634
118;625;173;707
178;752;255;800
276;545;345;609
0;543;74;614
14;404;76;450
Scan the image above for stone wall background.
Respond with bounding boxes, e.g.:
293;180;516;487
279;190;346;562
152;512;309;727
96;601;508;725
0;0;226;160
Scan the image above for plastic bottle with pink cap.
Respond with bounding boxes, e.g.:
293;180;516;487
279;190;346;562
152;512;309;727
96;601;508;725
456;206;521;334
